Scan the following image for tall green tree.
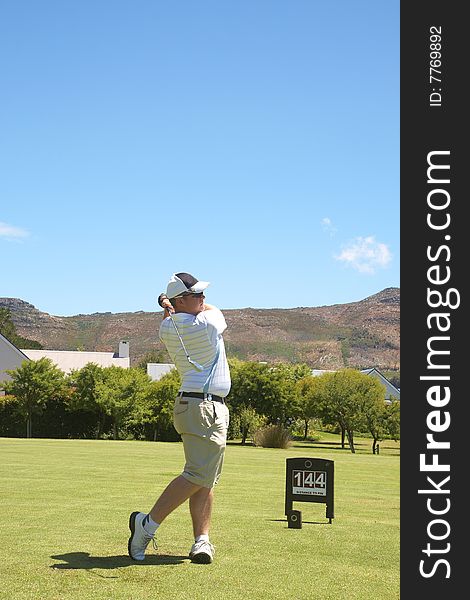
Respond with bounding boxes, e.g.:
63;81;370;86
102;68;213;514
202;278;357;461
353;376;389;454
227;360;310;431
129;368;181;441
68;363;107;438
0;308;43;349
2;358;67;437
294;375;325;440
136;349;171;371
0;308;16;341
94;366;152;440
227;361;283;423
383;401;400;442
315;369;385;453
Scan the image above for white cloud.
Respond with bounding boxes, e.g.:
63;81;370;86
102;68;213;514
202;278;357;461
0;221;29;241
335;235;392;274
321;217;337;236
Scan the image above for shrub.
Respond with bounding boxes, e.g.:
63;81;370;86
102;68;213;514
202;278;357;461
229;405;268;444
253;424;292;449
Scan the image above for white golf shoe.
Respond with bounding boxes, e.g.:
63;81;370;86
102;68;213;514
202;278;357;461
128;512;156;561
189;540;215;564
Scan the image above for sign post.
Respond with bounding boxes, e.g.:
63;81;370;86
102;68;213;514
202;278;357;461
285;457;334;527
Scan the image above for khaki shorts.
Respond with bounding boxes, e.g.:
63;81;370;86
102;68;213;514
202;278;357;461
173;395;230;489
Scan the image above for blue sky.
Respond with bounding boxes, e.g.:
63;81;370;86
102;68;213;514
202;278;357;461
1;1;399;316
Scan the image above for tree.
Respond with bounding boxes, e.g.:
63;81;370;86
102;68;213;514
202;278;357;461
94;367;152;440
130;368;181;441
0;308;43;349
0;308;16;341
294;375;325;440
0;394;23;437
227;361;271;417
382;370;400;390
228;362;276;421
268;362;312;425
136;349;171;371
383;401;400;442
227;360;310;426
353;376;389;454
314;369;384;453
68;363;108;438
230;405;267;445
3;358;67;437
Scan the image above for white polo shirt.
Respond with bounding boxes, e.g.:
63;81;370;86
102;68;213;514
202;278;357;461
159;307;231;397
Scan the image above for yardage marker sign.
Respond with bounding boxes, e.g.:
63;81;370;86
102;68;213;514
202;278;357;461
292;469;326;496
285;458;334;524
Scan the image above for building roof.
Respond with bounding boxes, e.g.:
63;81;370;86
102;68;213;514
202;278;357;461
0;332;30;361
20;349;130;374
360;367;400;401
0;332;30;384
311;366;400;403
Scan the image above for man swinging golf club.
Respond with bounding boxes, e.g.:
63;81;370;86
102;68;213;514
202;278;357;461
128;272;231;564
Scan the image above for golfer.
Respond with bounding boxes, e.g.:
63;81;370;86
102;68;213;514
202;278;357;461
128;272;231;564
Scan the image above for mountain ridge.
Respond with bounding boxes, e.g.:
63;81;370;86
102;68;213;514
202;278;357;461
0;287;400;371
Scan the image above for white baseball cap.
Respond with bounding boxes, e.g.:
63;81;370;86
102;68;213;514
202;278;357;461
166;272;210;299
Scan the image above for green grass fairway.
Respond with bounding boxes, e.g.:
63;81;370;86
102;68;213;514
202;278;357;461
0;438;399;599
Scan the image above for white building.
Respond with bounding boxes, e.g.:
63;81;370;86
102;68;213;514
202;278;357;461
1;335;131;386
21;340;130;374
147;363;175;381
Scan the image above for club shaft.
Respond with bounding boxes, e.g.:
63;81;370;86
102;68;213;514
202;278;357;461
168;313;204;371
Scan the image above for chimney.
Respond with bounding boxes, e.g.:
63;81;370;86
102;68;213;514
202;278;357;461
118;340;130;358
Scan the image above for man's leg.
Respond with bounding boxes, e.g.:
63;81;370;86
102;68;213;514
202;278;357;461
188;486;215;563
149;474;201;524
189;486;214;538
128;475;201;561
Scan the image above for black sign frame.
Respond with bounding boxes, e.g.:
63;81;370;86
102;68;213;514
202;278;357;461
285;457;334;525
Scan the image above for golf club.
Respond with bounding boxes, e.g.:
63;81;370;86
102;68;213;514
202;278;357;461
167;311;205;371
